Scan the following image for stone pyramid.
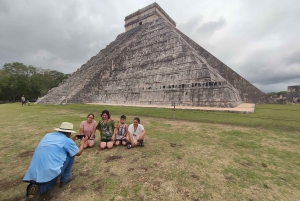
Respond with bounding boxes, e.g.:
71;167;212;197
36;3;271;107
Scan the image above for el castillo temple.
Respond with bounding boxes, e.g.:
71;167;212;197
36;2;272;108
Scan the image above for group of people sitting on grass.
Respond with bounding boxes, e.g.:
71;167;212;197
80;110;145;149
23;110;145;201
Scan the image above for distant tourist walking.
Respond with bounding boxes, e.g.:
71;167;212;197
114;115;128;146
127;117;146;149
21;95;26;106
79;113;97;148
23;122;87;200
96;110;117;149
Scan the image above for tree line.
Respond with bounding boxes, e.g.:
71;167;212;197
0;62;69;102
267;91;287;97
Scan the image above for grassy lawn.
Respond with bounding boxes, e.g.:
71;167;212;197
0;103;300;201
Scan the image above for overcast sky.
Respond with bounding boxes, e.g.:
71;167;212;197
1;0;299;93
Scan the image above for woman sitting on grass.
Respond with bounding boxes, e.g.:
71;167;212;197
127;117;146;149
79;113;97;148
114;115;128;146
96;110;117;149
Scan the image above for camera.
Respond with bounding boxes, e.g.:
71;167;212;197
77;135;85;139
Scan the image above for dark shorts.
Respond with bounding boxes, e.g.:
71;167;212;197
101;139;112;142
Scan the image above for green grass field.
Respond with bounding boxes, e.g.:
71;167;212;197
1;103;300;201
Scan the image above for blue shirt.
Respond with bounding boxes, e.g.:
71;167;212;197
23;132;79;183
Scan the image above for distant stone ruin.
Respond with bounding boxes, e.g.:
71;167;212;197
286;85;300;103
36;2;272;107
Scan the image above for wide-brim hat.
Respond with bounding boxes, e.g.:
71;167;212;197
54;122;76;133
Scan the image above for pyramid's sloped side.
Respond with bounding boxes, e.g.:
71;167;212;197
36;26;143;104
69;18;242;107
174;29;273;104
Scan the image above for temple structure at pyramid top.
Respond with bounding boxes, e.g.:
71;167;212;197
124;2;176;31
36;2;272;107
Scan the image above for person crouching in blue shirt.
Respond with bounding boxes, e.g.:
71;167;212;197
23;122;88;201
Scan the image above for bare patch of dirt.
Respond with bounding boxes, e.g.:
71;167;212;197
80;186;88;191
224;175;236;181
261;162;268;168
39;192;57;201
1;144;13;149
278;177;287;181
141;166;148;171
241;161;254;167
0;176;23;191
2;195;25;201
79;171;91;177
109;172;117;177
18;150;34;158
131;158;139;163
105;155;122;163
104;167;110;172
170;143;176;147
191;174;199;180
128;168;134;172
93;179;104;192
184;190;190;198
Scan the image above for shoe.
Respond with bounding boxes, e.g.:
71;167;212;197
60;178;73;188
26;183;40;201
127;143;132;149
139;140;144;147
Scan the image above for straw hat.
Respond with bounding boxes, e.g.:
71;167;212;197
54;122;76;133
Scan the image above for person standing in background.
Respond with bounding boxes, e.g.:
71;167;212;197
21;95;26;106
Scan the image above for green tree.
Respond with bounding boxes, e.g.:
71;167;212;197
267;92;277;97
1;62;68;101
277;91;287;96
0;70;9;98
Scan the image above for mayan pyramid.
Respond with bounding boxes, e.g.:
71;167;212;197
36;2;271;107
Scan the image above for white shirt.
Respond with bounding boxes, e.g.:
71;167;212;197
128;124;144;141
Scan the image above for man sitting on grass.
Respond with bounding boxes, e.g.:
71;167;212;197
127;117;146;149
23;122;87;201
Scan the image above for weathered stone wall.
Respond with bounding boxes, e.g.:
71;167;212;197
286;85;300;102
68;18;241;107
36;26;143;104
287;85;300;93
174;29;273;104
125;2;176;32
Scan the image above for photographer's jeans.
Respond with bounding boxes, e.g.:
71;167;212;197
28;154;75;195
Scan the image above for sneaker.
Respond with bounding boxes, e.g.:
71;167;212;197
26;183;40;201
127;144;132;149
60;178;73;188
139;140;144;147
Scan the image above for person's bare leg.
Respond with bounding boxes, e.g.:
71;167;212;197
81;140;88;148
115;141;120;146
122;140;127;146
88;140;95;148
128;134;133;144
131;140;139;147
107;141;114;149
100;142;107;149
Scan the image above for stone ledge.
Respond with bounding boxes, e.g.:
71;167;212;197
86;103;255;114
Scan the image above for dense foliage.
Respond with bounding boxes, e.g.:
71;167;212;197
0;62;68;102
267;91;287;97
